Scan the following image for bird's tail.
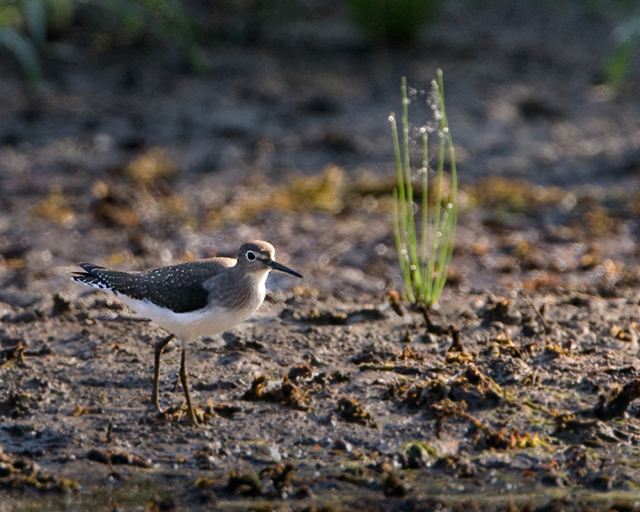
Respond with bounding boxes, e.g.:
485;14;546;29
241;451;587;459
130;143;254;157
72;264;145;298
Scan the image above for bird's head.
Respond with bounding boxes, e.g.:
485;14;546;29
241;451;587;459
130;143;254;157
237;240;302;278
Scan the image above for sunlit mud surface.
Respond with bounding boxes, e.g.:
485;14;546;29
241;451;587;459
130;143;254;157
1;2;640;510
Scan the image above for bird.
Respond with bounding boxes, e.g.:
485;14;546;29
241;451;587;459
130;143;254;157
72;240;302;425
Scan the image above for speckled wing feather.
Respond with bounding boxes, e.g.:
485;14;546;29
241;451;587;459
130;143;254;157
72;258;236;313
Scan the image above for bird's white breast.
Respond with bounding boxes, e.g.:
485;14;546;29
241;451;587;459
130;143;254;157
118;271;268;340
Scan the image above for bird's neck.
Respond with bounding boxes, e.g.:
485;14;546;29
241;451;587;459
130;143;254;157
227;266;269;303
251;268;269;294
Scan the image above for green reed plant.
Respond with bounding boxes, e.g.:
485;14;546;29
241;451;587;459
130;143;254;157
390;70;457;308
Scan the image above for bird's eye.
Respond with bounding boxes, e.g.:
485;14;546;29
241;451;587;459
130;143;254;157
246;251;256;261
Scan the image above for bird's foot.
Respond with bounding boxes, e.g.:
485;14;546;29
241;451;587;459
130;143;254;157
187;407;199;426
155;402;204;426
149;389;166;415
144;403;169;425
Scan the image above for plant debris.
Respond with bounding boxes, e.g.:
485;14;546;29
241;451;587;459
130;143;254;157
431;399;544;450
86;448;152;468
336;397;377;427
124;147;179;185
1;342;26;366
388;290;404;317
241;375;311;410
594;379;640;420
260;462;295;496
448;364;507;407
0;447;78;492
401;441;439;469
382;471;411;497
225;469;262;496
480;296;522;326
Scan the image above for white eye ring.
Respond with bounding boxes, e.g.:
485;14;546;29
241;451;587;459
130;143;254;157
246;251;256;261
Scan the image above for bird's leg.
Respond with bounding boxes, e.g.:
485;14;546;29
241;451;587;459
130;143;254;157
152;334;175;413
180;346;199;426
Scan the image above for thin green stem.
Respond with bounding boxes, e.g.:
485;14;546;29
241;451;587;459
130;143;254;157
391;111;415;303
420;131;429;300
400;79;420;294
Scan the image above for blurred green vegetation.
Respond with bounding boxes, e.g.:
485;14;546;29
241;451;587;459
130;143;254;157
607;16;639;89
347;0;441;44
0;0;47;83
0;0;204;86
587;0;639;88
0;1;637;88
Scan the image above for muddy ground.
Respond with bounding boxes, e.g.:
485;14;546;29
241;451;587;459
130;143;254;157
2;1;640;510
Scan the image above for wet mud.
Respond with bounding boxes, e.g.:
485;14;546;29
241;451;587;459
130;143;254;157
1;1;640;510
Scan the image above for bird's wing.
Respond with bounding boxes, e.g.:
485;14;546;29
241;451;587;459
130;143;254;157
72;258;236;313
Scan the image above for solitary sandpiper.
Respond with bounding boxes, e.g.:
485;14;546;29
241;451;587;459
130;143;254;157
72;240;302;425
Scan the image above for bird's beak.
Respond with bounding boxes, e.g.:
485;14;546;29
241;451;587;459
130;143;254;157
267;259;303;278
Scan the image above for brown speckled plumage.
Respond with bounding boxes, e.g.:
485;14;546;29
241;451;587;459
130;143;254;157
73;258;236;313
71;240;298;314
